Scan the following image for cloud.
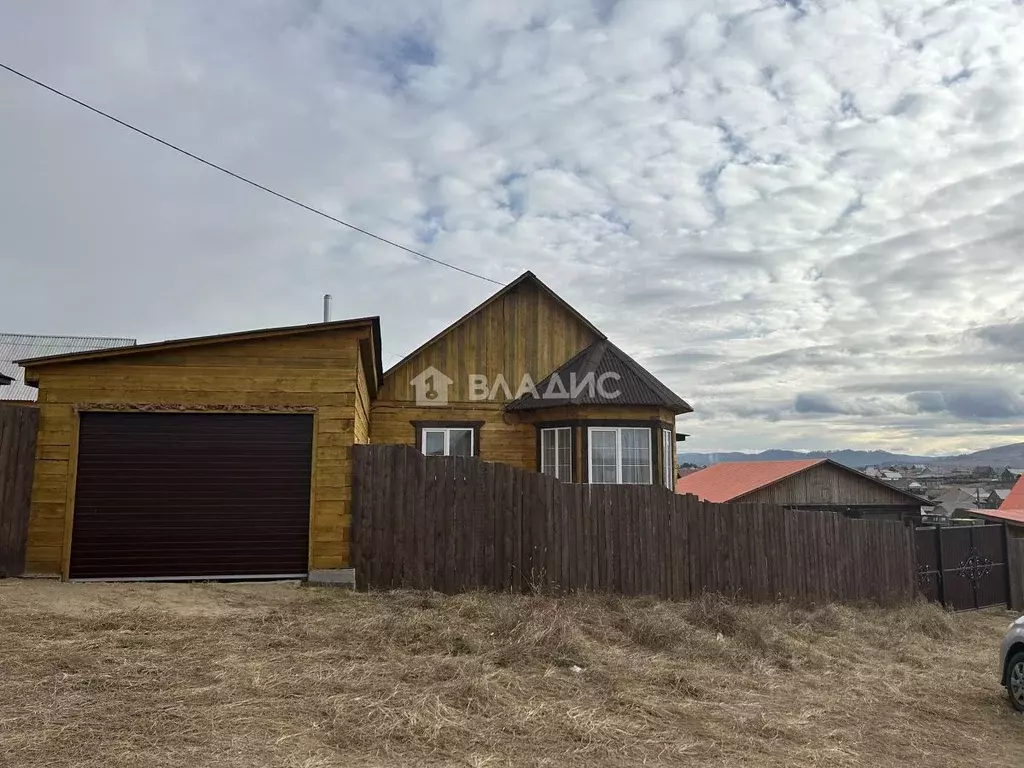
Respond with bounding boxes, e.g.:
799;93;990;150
794;393;846;414
1;0;1023;455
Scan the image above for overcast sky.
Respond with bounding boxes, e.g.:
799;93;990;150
2;0;1023;456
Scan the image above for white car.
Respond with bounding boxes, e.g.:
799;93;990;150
1002;615;1024;712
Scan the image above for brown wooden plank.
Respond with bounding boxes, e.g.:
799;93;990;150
492;462;508;590
421;454;436;591
626;486;638;596
528;471;544;590
349;445;367;583
602;486;614;594
511;467;524;593
438;457;454;593
480;460;495;590
691;499;705;597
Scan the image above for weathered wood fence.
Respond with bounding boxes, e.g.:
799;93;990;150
351;445;917;605
1009;536;1024;612
0;404;39;577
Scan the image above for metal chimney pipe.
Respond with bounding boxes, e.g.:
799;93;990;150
323;294;332;323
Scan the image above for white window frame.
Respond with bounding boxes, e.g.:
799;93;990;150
420;427;474;457
540;427;572;481
587;426;652;485
663;428;674;490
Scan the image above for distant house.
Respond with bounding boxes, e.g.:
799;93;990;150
675;459;928;523
986;489;1012;509
1000;468;1021;485
881;470;903;481
1;333;136;403
932;487;983;517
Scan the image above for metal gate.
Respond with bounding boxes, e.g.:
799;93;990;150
915;525;1008;611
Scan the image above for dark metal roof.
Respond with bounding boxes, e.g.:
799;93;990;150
0;371;12;385
505;339;692;414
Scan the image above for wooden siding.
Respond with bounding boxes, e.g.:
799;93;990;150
370;401;535;470
735;462;919;506
378;278;600;403
354;351;370;444
22;325;371;576
370;402;676;479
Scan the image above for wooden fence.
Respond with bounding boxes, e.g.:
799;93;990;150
0;404;39;577
351;445;917;605
1010;536;1024;612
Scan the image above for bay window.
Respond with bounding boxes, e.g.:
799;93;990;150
588;426;652;485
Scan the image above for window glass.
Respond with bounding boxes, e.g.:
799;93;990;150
449;429;473;457
541;427;571;480
663;428;674;489
423;430;445;456
590;429;618;484
620;427;651;484
556;429;571;480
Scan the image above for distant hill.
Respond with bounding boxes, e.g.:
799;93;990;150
678;442;1024;470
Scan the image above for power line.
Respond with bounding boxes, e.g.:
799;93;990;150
0;61;505;287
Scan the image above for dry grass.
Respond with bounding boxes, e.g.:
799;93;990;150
0;581;1020;767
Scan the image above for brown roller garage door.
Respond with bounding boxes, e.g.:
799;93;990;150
70;412;313;580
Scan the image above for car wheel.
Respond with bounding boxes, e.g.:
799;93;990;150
1009;651;1024;713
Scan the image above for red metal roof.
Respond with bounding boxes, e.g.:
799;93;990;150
990;476;1024;524
675;459;824;502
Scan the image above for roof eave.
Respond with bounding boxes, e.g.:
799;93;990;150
17;316;382;371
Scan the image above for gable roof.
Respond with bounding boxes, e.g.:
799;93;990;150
382;271;606;378
2;333;136;401
15;318;383;392
505;339;692;414
675;458;929;504
675;459;823;502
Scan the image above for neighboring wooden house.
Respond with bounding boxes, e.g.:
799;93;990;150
675;459;928;523
15;272;691;580
1000;468;1021;485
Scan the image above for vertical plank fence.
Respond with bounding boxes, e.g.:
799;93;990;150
351;445;917;605
1009;536;1024;612
0;404;39;577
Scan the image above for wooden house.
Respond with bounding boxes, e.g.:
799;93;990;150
675;459;929;523
15;272;691;580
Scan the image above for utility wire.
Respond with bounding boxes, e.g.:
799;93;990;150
0;61;505;286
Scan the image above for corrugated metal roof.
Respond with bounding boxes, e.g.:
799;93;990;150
994;475;1024;524
674;460;823;502
505;340;692;413
0;333;135;401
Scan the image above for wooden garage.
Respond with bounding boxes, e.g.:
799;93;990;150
70;412;313;579
18;317;381;580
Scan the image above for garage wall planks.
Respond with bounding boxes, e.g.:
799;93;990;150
21;320;376;577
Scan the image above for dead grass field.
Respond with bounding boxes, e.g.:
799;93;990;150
0;580;1020;768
